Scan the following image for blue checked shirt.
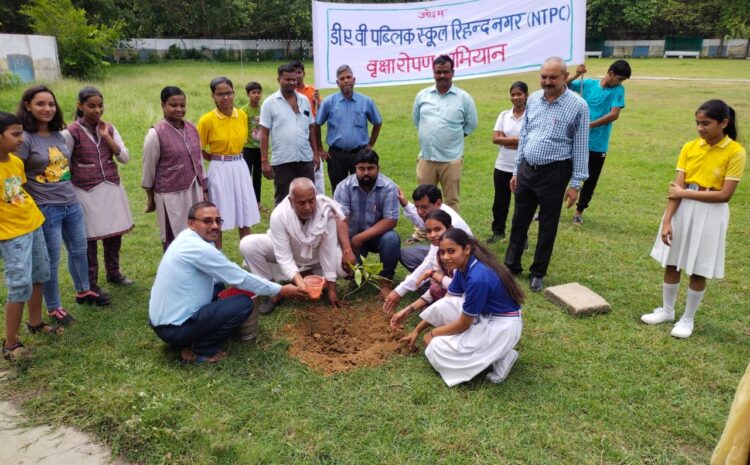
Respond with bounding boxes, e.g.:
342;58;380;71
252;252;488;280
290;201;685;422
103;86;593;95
515;88;589;188
333;173;399;237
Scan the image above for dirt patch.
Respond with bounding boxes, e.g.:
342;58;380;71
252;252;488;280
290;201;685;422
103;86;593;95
284;302;411;374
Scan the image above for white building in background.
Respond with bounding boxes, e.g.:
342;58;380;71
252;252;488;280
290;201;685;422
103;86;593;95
0;34;61;83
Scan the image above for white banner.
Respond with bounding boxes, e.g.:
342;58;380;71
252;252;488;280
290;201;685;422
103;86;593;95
312;0;586;89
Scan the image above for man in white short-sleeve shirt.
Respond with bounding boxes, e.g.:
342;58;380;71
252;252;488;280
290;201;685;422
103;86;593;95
260;63;320;206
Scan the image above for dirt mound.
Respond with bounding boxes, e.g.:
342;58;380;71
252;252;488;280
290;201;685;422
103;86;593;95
284;304;410;374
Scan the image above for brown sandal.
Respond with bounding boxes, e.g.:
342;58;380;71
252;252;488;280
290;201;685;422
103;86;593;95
26;321;64;335
3;341;26;361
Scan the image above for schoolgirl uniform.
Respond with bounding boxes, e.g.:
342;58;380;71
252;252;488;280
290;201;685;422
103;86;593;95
650;135;746;278
64;120;133;289
197;108;260;231
142;119;206;247
394;244;452;300
423;255;523;387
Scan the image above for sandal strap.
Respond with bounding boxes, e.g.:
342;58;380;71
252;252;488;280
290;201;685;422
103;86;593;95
27;321;61;334
4;341;24;351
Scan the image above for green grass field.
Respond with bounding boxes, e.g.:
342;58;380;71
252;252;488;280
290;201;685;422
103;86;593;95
0;58;749;465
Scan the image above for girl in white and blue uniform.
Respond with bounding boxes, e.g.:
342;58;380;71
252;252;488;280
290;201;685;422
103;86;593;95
406;228;525;386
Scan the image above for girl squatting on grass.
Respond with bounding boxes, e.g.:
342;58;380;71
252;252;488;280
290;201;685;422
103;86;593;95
388;209;455;330
410;228;525;386
642;100;746;339
64;86;135;294
0;112;63;361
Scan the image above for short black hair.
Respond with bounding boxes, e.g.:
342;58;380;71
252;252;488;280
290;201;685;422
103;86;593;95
290;59;304;71
433;55;454;70
278;63;297;77
210;76;233;93
0;111;22;134
355;148;379;166
245;81;262;93
608;60;631;78
160;86;184;103
510;81;528;94
412;184;442;203
188;201;217;219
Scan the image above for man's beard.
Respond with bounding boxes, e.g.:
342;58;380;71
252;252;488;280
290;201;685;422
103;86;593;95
358;175;376;188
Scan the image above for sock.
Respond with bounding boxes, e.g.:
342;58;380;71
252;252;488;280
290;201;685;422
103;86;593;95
662;282;680;314
681;288;705;322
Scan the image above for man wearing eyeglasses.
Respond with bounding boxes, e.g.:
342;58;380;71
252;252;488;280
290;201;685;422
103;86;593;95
149;201;307;363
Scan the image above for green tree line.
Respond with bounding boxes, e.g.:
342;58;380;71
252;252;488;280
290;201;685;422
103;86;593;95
3;0;748;40
1;0;748;79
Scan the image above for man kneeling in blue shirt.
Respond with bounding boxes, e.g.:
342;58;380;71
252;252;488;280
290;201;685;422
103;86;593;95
149;201;307;363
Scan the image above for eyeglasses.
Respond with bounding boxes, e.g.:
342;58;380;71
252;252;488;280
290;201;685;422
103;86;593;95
214;91;234;98
190;217;224;225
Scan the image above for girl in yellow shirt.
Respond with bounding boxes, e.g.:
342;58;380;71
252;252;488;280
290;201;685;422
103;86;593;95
197;77;260;249
643;99;746;339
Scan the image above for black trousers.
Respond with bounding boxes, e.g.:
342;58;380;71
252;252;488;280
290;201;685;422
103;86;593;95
504;159;572;278
492;169;514;236
242;147;262;203
272;161;315;206
576;151;606;212
327;145;363;194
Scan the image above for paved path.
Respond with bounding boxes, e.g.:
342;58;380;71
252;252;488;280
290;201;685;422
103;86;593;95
0;370;130;465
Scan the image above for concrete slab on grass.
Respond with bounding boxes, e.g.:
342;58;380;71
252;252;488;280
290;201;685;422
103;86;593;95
544;282;611;317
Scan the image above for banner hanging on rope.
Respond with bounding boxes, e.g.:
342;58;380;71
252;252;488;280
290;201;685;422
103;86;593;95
312;0;586;89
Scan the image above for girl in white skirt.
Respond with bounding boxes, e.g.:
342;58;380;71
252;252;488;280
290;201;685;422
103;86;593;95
403;228;526;387
197;77;260;250
642;99;746;339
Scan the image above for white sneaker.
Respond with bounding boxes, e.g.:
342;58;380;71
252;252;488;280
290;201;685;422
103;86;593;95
641;307;675;325
671;319;694;339
486;350;519;384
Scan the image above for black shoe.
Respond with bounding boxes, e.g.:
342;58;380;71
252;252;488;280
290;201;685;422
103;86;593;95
487;233;505;244
75;290;112;306
529;276;544;292
107;274;135;286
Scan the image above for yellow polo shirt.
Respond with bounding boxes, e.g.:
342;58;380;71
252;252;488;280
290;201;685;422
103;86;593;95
0;154;45;240
197;108;248;155
677;136;746;190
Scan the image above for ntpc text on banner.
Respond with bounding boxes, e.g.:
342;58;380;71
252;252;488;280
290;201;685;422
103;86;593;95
312;0;586;89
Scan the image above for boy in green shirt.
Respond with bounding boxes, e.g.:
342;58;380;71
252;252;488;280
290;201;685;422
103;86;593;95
243;81;265;212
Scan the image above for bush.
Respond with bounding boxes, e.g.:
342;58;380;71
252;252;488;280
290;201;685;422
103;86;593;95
21;0;122;79
165;44;183;60
0;72;23;90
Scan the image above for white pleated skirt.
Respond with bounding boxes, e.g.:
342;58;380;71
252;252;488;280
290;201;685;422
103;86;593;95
73;182;133;240
650;199;728;279
422;295;523;387
207;157;260;230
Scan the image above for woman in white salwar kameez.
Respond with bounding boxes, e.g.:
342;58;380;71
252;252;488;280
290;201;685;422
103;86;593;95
142;86;206;251
403;228;525;387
